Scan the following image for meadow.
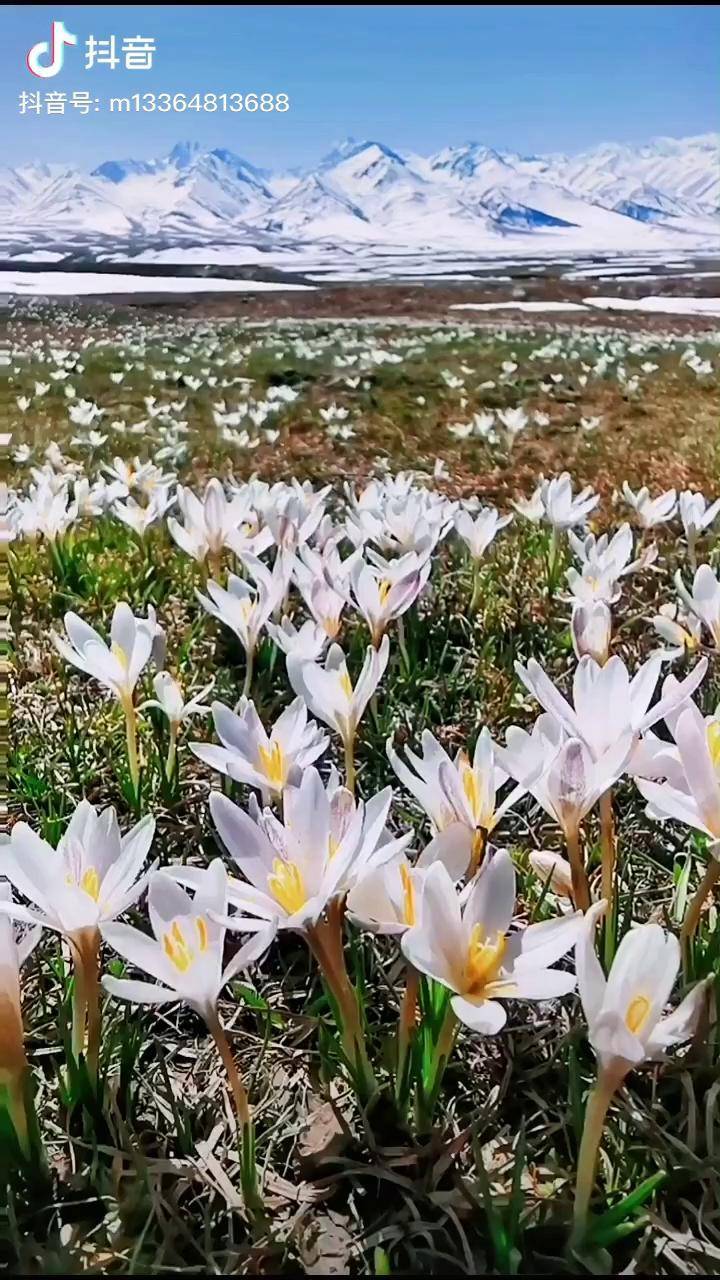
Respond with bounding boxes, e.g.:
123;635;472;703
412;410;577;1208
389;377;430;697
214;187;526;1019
0;298;719;1275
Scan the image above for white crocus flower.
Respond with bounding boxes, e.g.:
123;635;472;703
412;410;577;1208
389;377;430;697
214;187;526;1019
0;802;155;1072
191;696;327;801
635;705;720;944
400;853;581;1034
347;826;472;935
198;554;289;696
528;850;575;899
1;801;155;937
168;478;269;572
266;616;329;663
102;861;274;1022
542;474;600;530
498;721;631;911
147;671;213;729
52;602;154;708
293;555;348;640
578;904;710;1077
679;490;720;561
570;601;612;665
621;482;677;529
497;406;529;443
572;901;710;1244
568;523;655;584
102;860;275;1186
675;564;720;648
209;768;374;930
349;558;429;647
113;491;172;539
388;727;524;872
515;473;599;530
454;507;513;561
511;480;546;523
52;601;156;792
145;672;213;778
288;637;389;793
651;602;702;661
515;652;707;769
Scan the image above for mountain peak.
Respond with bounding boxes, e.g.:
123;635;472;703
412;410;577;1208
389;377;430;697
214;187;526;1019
167;141;204;169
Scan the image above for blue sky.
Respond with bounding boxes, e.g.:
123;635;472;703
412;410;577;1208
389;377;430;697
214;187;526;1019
2;5;717;169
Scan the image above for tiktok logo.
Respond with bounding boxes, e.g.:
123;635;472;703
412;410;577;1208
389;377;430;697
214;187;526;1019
26;20;78;78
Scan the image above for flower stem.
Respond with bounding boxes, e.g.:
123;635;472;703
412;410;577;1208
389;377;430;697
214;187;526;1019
571;1068;623;1247
6;1071;31;1160
165;722;178;780
566;824;591;913
397;615;411;674
70;927;102;1079
307;903;377;1105
123;699;140;801
242;645;255;699
206;1008;262;1215
680;856;720;971
395;963;419;1109
344;733;356;797
469;561;483;615
599;789;616;967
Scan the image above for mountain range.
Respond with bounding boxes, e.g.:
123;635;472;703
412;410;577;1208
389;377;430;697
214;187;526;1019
1;133;718;263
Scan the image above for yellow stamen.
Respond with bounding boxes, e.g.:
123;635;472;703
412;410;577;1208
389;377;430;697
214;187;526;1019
460;754;483;824
111;642;129;670
163;921;194;972
268;858;307;915
708;722;720;770
625;994;651;1035
378;579;392;606
400;863;416;926
80;866;100;901
465;924;507;995
258;740;285;789
196;916;208;952
328;834;340;861
340;671;353;699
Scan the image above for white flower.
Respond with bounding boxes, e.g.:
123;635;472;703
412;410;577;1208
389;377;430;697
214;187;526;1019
675;564;720;648
636;707;720;846
515;652;707;767
349;557;429;646
621;482;677;529
0;801;155;936
454;507;513;561
191;696;327;799
577;903;709;1075
146;671;213;729
388;727;524;854
288;637;389;756
347;826;471;935
400;852;581;1033
209;768;389;930
0;882;42;1084
198;554;288;665
650;602;702;661
52;602;155;707
266;616;329;662
102;861;274;1022
570;601;612;665
513;473;598;530
679;490;720;554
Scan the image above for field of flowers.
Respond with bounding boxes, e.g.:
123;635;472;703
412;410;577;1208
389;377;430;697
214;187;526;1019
1;299;720;1275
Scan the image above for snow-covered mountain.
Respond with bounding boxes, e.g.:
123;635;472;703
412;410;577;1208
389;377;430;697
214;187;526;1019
0;133;717;260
